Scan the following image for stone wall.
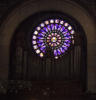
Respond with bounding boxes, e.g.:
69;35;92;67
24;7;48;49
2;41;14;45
0;0;96;20
0;0;96;93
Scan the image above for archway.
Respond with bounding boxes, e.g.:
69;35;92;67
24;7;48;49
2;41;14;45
9;12;87;94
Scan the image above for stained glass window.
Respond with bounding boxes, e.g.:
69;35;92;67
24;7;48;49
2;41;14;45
32;19;75;59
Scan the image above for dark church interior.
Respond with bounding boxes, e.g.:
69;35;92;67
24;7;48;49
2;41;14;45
0;0;96;100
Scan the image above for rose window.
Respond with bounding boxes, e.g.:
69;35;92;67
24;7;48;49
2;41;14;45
32;19;75;59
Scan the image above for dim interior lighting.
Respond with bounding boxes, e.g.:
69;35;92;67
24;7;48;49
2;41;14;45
32;19;75;59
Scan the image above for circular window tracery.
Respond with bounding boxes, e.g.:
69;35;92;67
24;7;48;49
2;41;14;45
32;19;75;59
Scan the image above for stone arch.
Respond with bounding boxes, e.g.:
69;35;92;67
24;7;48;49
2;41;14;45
0;0;96;92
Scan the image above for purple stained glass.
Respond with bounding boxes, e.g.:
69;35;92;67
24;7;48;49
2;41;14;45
64;37;70;39
60;47;65;53
40;46;46;51
39;43;45;46
38;33;45;37
66;44;70;47
57;49;61;55
32;19;75;59
58;25;62;30
64;42;70;46
40;30;46;34
37;40;43;44
37;36;43;39
65;40;71;44
43;27;48;32
60;26;65;32
62;29;68;34
47;25;51;31
54;50;57;56
64;32;70;36
62;46;68;50
55;24;58;30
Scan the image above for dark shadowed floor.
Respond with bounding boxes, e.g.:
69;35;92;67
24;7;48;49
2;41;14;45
0;93;96;100
0;81;96;100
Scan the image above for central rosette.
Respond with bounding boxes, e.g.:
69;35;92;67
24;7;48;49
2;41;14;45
47;33;61;47
51;37;57;43
32;19;75;59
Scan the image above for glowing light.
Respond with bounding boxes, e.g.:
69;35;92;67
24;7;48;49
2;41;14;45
60;20;64;24
36;49;40;54
34;31;38;35
71;30;75;34
33;35;37;39
45;21;49;25
50;19;54;23
54;50;57;56
32;19;75;59
68;26;72;30
32;41;36;44
40;53;44;57
37;27;41;31
55;19;59;23
51;37;57;42
41;23;44;27
55;56;58;59
64;23;68;27
33;45;38;49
